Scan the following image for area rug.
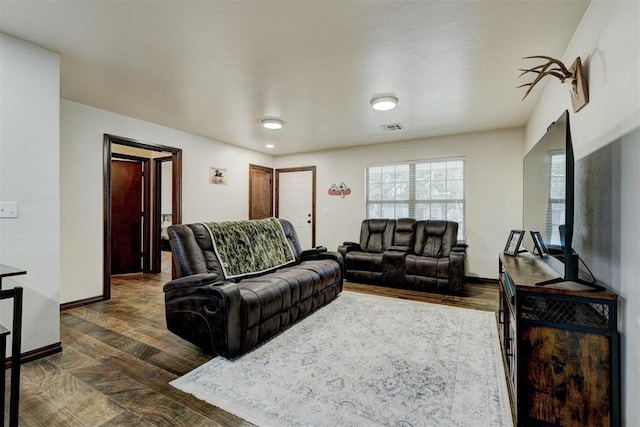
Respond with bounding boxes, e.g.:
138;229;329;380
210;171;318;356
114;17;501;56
170;291;513;427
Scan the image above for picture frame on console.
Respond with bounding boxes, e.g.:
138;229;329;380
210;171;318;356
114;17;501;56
503;230;524;256
530;231;548;258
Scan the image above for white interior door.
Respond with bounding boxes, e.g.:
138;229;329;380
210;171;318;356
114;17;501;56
278;169;314;249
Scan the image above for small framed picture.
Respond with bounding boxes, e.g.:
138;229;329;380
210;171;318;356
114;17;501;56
530;231;548;257
209;167;227;185
503;230;525;256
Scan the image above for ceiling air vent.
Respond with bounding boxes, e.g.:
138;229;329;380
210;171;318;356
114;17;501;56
380;123;404;131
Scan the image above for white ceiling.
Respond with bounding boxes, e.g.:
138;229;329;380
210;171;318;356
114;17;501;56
0;1;590;155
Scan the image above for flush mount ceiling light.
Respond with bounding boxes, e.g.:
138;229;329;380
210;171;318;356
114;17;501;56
261;118;284;130
370;95;399;111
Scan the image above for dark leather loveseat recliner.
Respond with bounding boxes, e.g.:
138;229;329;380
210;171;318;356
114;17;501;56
338;218;466;292
163;218;343;359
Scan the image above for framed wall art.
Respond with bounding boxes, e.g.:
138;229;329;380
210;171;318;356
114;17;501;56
209;167;227;185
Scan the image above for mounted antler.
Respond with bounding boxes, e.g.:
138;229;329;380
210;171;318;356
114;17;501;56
517;55;575;100
517;55;589;112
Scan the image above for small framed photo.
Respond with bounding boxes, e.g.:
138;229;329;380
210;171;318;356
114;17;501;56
503;230;525;256
209;167;227;185
530;231;548;257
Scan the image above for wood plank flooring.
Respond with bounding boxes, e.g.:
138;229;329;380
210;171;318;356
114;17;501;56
6;259;498;426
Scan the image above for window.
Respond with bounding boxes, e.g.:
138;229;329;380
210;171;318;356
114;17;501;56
547;150;566;246
365;158;465;240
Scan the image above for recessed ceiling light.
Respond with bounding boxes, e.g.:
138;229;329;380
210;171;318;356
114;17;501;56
261;118;284;130
265;144;274;148
370;95;399;111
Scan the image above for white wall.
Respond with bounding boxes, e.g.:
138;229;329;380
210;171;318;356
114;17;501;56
525;2;640;424
0;34;60;354
275;128;525;280
60;100;274;303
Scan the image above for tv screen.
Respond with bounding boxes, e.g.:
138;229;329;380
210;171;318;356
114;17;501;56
523;110;578;281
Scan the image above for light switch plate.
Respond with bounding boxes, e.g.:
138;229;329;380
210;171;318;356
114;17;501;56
0;201;18;218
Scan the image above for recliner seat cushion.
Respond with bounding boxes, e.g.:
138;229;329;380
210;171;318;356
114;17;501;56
405;255;449;279
344;252;384;273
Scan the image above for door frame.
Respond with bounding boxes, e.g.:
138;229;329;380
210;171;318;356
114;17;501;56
249;163;274;219
111;153;151;274
104;134;182;300
153;156;173;272
275;166;316;247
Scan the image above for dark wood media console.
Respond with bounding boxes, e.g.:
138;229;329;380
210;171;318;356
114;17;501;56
498;252;620;426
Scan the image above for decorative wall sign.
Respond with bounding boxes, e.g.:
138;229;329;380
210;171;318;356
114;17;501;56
209;167;227;185
328;182;351;197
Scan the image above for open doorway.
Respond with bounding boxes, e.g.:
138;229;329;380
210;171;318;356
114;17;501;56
103;134;182;300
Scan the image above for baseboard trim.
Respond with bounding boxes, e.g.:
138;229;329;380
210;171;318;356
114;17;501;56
4;342;62;368
466;276;498;285
60;295;106;311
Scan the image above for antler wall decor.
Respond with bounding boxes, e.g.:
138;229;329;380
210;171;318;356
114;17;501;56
518;55;589;113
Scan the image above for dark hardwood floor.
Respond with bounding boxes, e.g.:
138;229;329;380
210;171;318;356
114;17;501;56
6;256;498;426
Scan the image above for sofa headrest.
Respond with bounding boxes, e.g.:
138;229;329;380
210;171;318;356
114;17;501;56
396;218;416;232
368;219;392;232
394;218;417;248
360;219;395;252
278;218;303;260
424;220;448;236
414;220;458;257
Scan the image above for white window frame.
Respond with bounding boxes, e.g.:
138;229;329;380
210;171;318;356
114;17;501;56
365;157;466;241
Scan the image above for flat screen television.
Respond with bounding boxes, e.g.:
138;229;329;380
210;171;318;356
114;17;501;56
522;110;579;282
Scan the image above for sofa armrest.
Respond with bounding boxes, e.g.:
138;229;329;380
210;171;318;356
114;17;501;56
386;245;413;254
449;250;466;292
300;246;328;258
164;280;242;358
452;243;468;253
301;249;344;272
382;247;411;285
162;273;219;292
337;241;362;255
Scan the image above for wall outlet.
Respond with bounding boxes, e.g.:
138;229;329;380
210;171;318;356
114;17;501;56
0;201;18;218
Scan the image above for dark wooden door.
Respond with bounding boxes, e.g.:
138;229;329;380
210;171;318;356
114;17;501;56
249;164;273;219
111;159;143;274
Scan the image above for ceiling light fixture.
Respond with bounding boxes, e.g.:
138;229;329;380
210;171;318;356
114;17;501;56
265;144;274;148
370;95;399;111
261;118;284;130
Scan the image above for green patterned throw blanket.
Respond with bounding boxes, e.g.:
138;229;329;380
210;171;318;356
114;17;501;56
204;218;296;279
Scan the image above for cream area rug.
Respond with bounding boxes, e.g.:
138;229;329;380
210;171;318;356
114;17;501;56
171;291;513;427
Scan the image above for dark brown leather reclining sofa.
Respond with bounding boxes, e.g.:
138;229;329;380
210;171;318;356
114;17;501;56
338;218;466;292
163;218;343;359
